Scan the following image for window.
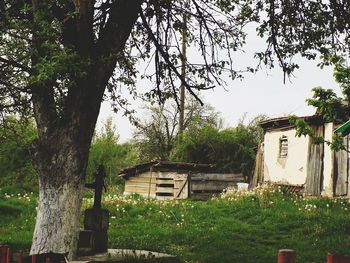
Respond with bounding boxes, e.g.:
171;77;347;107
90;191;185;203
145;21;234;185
279;136;288;158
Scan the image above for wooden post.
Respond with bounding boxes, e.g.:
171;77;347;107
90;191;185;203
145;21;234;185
5;248;10;263
17;251;23;263
0;246;9;263
327;253;350;263
278;249;296;263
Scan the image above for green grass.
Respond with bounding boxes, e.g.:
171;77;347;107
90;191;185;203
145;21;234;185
1;187;350;262
0;191;37;251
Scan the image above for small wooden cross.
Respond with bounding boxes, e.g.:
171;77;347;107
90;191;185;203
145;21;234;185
85;165;107;209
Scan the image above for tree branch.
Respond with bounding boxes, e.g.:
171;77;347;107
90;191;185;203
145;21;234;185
140;11;204;106
0;57;30;72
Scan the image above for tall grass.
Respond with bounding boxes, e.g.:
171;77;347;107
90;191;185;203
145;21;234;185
1;186;350;262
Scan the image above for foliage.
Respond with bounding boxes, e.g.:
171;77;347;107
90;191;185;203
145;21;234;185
0;191;37;252
0;117;37;186
133;99;222;162
254;1;350;78
2;188;350;262
289;58;350;150
87;117;139;185
171;115;265;181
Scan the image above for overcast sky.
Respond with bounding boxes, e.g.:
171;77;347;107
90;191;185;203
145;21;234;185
97;26;341;143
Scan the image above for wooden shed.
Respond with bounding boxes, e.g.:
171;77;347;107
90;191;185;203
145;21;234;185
119;161;245;200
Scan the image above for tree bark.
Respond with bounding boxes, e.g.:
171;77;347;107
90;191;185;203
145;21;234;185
30;180;84;258
30;130;91;260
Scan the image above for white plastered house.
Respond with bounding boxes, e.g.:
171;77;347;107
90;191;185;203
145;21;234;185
252;115;349;196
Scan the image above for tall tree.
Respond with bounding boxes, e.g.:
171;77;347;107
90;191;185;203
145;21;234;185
0;0;255;258
133;98;221;161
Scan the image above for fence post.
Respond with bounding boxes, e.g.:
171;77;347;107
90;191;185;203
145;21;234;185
5;248;10;263
0;246;9;263
327;253;350;263
278;249;296;263
17;251;23;263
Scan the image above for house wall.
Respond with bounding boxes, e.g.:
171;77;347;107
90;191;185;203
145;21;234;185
263;128;310;185
263;122;337;196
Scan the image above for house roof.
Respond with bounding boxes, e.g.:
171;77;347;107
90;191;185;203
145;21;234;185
119;161;216;178
259;115;325;131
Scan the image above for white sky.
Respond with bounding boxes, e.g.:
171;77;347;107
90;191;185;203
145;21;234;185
97;26;341;143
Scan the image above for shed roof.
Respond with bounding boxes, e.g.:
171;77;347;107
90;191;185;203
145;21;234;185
259;115;325;131
119;161;216;179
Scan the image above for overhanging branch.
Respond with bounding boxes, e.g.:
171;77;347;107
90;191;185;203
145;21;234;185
0;57;31;72
140;10;204;106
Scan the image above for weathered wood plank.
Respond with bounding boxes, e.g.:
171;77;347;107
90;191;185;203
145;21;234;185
173;174;188;180
174;174;189;199
191;181;237;191
125;183;156;189
190;173;244;182
334;136;348;196
128;177;157;184
125;187;156;192
125;185;156;191
305;125;324;196
124;191;156;198
251;142;264;187
124;187;156;193
157;172;176;179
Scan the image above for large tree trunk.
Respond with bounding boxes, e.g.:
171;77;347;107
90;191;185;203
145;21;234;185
30;131;91;259
30;180;84;258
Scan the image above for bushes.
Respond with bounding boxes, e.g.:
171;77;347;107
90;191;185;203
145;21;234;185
0;117;37;186
87;117;139;186
171;119;264;181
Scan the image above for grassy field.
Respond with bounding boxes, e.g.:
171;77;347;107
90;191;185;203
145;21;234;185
1;186;350;263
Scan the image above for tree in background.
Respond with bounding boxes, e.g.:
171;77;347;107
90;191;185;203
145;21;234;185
133;98;221;161
87;118;138;186
171;115;266;182
0;117;37;186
